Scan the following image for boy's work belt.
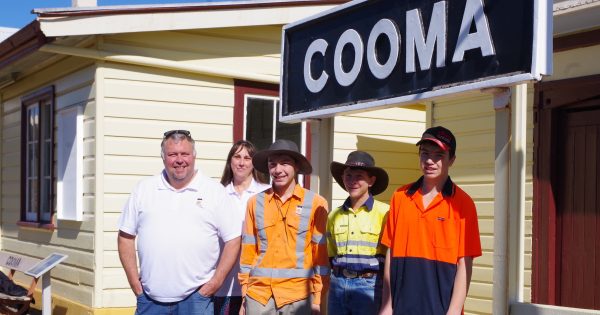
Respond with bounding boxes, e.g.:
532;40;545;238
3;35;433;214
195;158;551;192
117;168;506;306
332;266;377;279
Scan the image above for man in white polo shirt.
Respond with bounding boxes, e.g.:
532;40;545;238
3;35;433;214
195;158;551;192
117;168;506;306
118;130;241;314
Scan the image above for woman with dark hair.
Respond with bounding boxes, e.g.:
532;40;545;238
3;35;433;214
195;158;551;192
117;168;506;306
215;140;270;315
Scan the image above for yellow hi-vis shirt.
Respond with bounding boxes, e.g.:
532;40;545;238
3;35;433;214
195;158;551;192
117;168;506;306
327;196;389;272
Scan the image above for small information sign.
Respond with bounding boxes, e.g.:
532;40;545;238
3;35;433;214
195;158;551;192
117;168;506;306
25;253;68;278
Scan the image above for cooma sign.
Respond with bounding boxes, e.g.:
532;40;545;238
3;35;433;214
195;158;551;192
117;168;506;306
280;0;552;122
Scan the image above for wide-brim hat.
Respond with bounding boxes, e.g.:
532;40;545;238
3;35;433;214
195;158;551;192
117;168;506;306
330;151;389;196
252;139;312;175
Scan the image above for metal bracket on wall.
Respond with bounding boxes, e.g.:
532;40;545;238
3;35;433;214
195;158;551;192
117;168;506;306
481;87;511;110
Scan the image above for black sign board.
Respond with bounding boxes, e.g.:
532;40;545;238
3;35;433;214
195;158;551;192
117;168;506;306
281;0;551;122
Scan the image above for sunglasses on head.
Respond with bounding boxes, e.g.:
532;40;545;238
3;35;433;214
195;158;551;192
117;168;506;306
163;130;191;138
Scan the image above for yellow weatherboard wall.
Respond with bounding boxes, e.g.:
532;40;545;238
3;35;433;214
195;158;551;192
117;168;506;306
98;26;283;307
430;89;535;314
1;61;98;307
331;104;426;207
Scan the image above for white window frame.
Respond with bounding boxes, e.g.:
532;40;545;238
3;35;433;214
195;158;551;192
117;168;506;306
243;94;307;185
243;93;307;153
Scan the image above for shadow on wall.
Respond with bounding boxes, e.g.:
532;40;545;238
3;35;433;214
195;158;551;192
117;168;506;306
17;220;83;244
355;135;422;203
29;305;68;315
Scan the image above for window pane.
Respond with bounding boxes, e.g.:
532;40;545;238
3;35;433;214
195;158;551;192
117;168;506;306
275;100;301;146
246;97;302;150
27;179;39;221
246;97;274;151
41;141;52;220
41;101;53;221
27;143;37;177
26;105;40;221
40;176;51;221
43;141;51;177
41;101;52;141
27;106;39;142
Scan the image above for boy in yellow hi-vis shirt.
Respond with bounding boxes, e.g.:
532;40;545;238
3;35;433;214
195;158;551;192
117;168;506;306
327;151;390;315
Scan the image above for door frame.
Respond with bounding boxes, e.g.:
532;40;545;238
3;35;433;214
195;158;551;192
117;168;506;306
532;73;600;304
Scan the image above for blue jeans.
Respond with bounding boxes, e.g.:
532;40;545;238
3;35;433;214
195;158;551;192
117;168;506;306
214;296;243;315
327;273;382;315
135;290;213;315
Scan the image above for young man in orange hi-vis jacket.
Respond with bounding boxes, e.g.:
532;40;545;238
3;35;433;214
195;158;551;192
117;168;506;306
239;139;329;315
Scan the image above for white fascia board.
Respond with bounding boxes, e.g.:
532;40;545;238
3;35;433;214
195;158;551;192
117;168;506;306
39;5;339;37
532;0;553;78
279;73;536;123
553;0;600;35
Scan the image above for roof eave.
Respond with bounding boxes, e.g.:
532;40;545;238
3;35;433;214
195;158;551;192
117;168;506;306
36;0;346;37
0;21;54;71
34;0;347;17
553;0;600;36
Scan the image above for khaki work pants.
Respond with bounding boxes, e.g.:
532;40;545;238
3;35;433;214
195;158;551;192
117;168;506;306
245;296;311;315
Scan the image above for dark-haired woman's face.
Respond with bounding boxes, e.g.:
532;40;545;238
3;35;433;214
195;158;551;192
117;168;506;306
231;147;254;182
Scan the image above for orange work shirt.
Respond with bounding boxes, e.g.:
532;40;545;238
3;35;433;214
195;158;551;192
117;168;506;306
239;184;329;307
381;176;482;314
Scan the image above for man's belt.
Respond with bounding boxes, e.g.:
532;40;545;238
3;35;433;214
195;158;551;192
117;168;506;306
332;266;377;279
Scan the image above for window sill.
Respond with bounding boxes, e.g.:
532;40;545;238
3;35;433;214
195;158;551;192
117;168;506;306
17;221;56;231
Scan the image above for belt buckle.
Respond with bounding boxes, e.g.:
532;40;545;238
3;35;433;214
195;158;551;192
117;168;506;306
342;269;359;278
362;272;375;278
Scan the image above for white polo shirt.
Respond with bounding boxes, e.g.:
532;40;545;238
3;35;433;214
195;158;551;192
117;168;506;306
118;170;240;303
216;178;270;297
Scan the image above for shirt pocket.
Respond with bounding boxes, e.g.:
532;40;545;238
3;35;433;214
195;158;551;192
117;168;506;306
331;223;348;251
358;224;381;254
256;219;276;247
333;222;348;237
426;216;460;262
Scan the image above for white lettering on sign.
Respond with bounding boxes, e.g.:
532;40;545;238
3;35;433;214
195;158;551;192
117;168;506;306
334;29;363;87
6;256;21;268
452;0;495;62
406;1;447;73
303;0;496;93
367;18;400;79
304;39;329;93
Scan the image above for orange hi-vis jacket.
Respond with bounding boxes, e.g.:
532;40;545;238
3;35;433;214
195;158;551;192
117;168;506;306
239;184;330;307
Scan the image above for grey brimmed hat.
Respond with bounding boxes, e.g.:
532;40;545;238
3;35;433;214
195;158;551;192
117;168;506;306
330;151;389;196
252;139;312;175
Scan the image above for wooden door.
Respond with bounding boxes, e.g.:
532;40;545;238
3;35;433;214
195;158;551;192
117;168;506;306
533;73;600;307
556;108;600;309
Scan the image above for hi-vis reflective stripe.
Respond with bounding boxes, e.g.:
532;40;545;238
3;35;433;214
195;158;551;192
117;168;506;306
294;190;315;269
250;267;314;278
240;264;252;274
312;233;326;245
333;255;383;266
336;240;379;248
255;193;268;266
313;265;331;276
242;234;256;244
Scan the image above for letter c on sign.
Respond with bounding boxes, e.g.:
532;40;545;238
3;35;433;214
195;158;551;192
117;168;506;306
304;39;329;93
334;29;363;87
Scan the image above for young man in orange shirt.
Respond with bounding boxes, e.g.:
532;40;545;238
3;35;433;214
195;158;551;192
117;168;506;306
379;126;482;315
239;139;329;315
